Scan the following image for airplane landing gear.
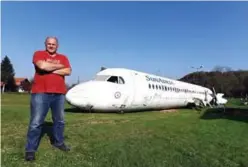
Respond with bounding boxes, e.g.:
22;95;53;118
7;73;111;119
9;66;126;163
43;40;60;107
118;110;124;114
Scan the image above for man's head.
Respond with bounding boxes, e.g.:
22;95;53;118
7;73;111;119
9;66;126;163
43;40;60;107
45;37;59;55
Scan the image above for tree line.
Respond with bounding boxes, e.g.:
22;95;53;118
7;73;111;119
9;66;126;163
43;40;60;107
179;68;248;98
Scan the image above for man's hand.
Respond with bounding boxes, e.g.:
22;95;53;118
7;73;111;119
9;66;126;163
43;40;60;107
35;60;65;72
52;68;72;76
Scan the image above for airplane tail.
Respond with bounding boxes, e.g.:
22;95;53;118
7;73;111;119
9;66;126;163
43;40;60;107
216;93;228;105
211;87;228;106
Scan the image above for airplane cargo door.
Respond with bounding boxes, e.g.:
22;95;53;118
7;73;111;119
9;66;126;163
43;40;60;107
108;76;129;109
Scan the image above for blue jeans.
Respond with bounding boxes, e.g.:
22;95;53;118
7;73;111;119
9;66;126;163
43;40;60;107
25;93;65;152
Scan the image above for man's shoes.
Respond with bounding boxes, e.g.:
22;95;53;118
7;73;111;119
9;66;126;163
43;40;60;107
53;143;70;152
25;152;35;161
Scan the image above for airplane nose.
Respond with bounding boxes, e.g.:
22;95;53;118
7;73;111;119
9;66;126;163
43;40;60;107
65;90;74;105
65;86;93;109
66;88;85;105
65;81;114;111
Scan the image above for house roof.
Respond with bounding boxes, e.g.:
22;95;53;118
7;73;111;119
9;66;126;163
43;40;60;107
15;78;29;86
1;77;30;86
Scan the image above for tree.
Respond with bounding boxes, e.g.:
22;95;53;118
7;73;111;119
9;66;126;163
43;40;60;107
1;55;17;92
179;69;248;98
212;65;232;72
244;76;248;95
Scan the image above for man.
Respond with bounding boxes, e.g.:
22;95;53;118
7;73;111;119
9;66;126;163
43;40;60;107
25;37;72;161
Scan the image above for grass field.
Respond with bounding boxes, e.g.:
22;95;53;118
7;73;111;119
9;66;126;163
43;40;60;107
1;93;248;167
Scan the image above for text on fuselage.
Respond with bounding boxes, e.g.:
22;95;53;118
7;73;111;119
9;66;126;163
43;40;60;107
146;75;174;85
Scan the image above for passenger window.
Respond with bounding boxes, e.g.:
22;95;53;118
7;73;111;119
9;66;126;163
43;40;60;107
149;84;151;89
152;84;155;89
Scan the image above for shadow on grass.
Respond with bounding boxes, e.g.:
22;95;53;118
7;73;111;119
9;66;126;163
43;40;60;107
39;121;56;145
64;106;184;114
200;107;248;123
64;107;117;114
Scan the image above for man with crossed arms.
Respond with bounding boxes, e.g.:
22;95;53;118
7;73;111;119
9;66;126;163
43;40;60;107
25;37;72;161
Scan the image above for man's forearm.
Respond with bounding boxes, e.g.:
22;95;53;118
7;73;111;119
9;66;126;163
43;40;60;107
36;61;64;72
53;68;72;76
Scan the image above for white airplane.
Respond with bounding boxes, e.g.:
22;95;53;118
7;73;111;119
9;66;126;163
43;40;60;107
65;68;228;113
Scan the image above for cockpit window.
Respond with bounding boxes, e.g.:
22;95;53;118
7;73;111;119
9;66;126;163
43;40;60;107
107;76;125;84
95;75;125;84
107;76;118;83
119;77;125;84
94;75;110;81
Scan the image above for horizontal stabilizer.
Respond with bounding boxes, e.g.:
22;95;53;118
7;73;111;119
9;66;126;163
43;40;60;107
216;93;227;105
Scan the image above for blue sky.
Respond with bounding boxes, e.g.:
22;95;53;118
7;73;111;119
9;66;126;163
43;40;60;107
2;1;248;85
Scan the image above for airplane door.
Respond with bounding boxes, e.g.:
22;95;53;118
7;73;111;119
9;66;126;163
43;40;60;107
112;77;129;109
130;72;145;108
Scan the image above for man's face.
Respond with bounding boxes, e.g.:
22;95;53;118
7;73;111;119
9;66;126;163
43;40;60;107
45;38;58;54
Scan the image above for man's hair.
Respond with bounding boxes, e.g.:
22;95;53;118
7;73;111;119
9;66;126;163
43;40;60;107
45;36;59;44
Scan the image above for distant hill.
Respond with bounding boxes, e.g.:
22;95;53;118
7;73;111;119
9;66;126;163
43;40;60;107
179;70;248;98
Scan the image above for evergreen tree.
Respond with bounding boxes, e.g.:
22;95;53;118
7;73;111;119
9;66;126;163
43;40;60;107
1;55;17;92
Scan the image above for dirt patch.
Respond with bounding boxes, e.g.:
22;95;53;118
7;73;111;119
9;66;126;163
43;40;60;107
88;119;130;125
89;120;115;124
120;120;130;123
159;109;178;113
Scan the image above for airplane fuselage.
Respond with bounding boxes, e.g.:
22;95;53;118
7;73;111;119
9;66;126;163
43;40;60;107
65;68;225;112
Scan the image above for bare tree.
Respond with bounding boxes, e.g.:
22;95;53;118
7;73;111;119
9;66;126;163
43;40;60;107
212;65;232;72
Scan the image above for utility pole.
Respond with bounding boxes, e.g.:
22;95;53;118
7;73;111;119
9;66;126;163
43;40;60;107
77;76;80;84
191;65;203;84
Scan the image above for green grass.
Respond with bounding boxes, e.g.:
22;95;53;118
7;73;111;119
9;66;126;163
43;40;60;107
1;93;248;167
226;97;248;108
